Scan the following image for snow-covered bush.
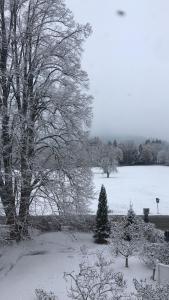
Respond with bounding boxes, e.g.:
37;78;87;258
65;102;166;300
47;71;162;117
35;289;57;300
139;242;169;280
134;279;169;300
64;252;126;300
141;222;164;243
33;217;61;233
124;216;163;244
62;215;95;232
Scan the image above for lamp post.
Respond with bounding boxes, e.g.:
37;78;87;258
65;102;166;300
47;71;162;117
156;198;160;214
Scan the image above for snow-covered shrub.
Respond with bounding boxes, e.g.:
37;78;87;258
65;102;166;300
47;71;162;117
124;216;163;244
139;242;169;280
64;252;126;300
133;279;169;300
141;222;164;243
35;289;57;300
62;215;95;232
32;216;61;233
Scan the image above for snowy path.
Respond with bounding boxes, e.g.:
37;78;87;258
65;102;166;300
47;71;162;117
0;232;151;300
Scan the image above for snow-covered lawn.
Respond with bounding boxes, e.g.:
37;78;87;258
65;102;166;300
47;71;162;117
92;166;169;215
0;231;151;300
26;166;169;216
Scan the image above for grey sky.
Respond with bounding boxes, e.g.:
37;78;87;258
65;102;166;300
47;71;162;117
66;0;169;140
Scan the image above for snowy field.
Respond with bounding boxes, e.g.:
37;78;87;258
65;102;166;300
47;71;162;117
29;166;169;216
92;166;169;215
0;231;151;300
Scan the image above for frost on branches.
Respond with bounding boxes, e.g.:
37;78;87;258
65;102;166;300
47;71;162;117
64;252;126;300
134;279;169;300
0;0;93;238
140;242;169;280
35;289;57;300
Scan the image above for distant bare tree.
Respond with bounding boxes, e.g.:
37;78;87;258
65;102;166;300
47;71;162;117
100;142;118;178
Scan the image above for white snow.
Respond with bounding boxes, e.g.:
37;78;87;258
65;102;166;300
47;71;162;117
0;231;151;300
92;166;169;215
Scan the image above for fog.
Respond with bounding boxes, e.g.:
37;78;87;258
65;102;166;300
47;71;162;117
66;0;169;140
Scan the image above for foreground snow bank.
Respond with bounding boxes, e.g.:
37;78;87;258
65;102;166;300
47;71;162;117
0;231;152;300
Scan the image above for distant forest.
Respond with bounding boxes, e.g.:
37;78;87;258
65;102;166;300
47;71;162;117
87;137;169;167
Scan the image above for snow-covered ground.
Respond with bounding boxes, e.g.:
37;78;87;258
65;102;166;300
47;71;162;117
0;231;151;300
2;166;167;217
92;166;169;215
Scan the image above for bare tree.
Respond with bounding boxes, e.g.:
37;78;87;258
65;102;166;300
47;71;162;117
0;0;93;238
100;142;118;178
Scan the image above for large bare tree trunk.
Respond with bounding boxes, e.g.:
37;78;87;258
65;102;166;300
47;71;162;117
19;132;33;237
18;9;35;236
2;115;16;225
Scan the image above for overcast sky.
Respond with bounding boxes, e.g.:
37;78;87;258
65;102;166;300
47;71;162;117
66;0;169;140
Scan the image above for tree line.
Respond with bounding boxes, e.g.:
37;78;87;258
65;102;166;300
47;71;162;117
87;137;169;169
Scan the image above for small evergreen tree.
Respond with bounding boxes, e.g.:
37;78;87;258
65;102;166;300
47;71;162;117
127;203;136;225
123;204;136;241
94;185;110;244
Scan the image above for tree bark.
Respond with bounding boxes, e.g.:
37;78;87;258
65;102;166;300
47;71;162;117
18;9;35;237
19;126;33;237
0;0;16;225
